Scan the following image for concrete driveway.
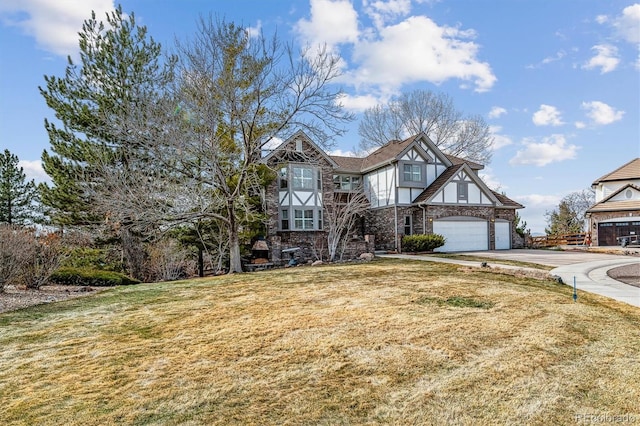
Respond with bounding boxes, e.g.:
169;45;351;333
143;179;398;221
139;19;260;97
382;249;640;308
455;248;637;267
456;249;640;308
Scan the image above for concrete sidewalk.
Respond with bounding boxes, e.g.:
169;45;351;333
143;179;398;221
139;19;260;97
551;260;640;307
378;253;640;308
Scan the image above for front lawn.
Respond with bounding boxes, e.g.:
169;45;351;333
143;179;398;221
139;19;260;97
1;259;638;425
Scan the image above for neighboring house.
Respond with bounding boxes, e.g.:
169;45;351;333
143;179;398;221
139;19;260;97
261;130;523;263
586;158;640;246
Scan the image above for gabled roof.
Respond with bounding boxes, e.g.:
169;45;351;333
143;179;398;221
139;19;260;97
412;162;521;208
592;158;640;186
413;164;463;204
587;183;640;213
491;190;524;209
358;133;459;172
261;130;338;168
360;138;414;171
444;154;484;171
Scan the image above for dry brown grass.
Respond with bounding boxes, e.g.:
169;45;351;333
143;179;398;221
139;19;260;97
1;258;639;425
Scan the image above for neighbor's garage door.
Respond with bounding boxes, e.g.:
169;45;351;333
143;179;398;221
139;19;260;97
434;217;489;252
495;221;511;250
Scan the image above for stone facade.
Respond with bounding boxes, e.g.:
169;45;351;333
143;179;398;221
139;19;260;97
588;210;640;246
366;204;520;252
263;137;376;263
260;131;523;260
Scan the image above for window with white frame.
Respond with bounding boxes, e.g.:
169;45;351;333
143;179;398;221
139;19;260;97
294;209;314;230
403;164;421;182
293;166;313;189
281;209;289;230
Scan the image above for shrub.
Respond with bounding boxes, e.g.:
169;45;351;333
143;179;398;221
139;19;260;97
146;238;196;282
0;225;32;291
20;232;67;290
0;225;66;290
402;234;446;252
49;267;140;287
62;247;123;272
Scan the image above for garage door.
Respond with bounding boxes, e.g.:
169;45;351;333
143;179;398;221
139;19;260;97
433;217;488;252
495;221;511;250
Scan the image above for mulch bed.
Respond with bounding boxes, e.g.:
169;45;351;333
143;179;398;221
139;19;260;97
607;263;640;287
0;285;103;314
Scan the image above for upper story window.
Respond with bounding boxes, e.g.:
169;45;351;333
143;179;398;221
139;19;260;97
403;164;422;182
333;174;361;191
457;182;468;200
279;167;288;189
293;166;314;189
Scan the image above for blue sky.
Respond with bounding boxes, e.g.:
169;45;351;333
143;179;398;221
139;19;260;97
1;0;638;234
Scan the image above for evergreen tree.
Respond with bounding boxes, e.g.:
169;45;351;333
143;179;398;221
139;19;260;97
0;150;39;225
39;4;176;227
545;201;583;235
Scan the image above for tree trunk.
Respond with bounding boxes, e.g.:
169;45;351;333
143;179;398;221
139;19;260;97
227;202;243;273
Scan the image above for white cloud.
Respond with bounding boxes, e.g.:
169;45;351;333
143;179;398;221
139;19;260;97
574;121;586;129
0;0;116;57
532;104;564;126
583;44;620;73
296;5;496;94
328;148;359;157
509;134;578;167
19;160;49;183
595;14;609;25
295;0;359;48
512;193;562;234
335;93;384;111
488;106;507;119
514;193;561;208
542;50;566;64
613;3;640;44
348;16;496;93
581;101;625;125
363;0;412;28
247;20;262;38
478;167;503;192
488;125;512;150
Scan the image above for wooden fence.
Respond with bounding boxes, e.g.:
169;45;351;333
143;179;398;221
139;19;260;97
529;233;590;248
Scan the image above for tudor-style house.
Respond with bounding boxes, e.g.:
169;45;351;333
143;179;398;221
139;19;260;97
586;158;640;246
261;130;523;262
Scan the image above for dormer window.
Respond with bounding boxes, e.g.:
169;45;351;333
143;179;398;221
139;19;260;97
403;164;422;182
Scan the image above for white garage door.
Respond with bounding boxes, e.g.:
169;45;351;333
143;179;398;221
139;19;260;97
434;218;488;252
495;221;511;250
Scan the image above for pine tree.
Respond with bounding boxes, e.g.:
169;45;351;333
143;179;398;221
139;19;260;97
39;5;176;227
0;150;39;225
545;200;583;235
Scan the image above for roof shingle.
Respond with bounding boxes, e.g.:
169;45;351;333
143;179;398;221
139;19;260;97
592;158;640;185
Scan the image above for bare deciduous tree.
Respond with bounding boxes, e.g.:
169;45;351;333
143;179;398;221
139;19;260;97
324;189;371;262
88;17;352;273
358;89;493;164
